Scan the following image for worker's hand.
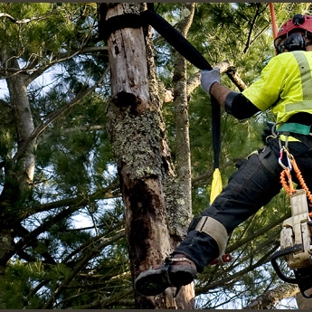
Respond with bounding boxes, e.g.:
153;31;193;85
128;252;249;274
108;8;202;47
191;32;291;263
201;68;220;94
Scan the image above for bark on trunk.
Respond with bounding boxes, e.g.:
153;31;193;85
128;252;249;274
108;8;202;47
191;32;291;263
0;52;36;273
103;3;179;308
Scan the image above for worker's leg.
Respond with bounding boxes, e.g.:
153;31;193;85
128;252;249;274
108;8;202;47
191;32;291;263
173;138;312;272
134;138;312;296
173;138;282;271
135;139;282;296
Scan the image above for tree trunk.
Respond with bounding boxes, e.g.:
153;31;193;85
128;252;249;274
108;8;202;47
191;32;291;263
0;52;36;273
170;4;196;309
102;3;181;308
0;51;36;309
171;3;194;241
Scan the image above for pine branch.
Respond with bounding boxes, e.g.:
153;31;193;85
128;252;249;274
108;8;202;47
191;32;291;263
243;4;268;54
14;224;56;265
226;211;291;254
197;246;277;294
0;47;108;83
9;200;84;263
29;179;120;216
13;66;109;162
62;222;124;264
0;12;49;24
76;288;133;309
43;229;125;308
243;283;299;309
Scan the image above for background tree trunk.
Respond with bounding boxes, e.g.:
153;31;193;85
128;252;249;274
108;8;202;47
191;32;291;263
171;4;196;308
0;51;35;273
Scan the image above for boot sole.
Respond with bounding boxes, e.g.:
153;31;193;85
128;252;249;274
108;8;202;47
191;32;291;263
134;265;196;296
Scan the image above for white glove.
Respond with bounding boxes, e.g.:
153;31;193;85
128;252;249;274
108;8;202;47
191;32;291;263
200;68;220;94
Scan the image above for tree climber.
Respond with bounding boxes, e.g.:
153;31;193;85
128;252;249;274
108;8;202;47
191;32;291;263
135;14;312;297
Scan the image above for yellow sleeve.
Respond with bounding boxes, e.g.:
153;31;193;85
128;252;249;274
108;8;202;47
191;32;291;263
242;55;287;111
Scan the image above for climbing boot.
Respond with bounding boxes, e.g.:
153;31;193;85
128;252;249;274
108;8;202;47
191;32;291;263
134;254;197;296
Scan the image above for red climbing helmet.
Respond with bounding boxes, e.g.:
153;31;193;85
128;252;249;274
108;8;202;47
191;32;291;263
274;14;312;49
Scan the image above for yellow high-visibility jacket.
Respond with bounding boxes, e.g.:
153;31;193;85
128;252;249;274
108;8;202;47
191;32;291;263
242;50;312;125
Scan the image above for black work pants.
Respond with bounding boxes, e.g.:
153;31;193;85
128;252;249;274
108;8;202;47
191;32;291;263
174;136;312;272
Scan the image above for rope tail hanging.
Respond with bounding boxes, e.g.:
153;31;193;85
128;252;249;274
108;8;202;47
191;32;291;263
210;87;222;203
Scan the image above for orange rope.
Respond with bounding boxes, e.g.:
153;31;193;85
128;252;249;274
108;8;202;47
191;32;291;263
291;157;312;205
280;156;312;217
280;168;295;196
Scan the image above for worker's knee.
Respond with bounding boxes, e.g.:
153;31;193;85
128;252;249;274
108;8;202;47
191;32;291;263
188;216;228;256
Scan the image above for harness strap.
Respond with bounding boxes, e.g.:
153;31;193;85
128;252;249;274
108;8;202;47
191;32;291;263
99;14;147;42
277;122;311;136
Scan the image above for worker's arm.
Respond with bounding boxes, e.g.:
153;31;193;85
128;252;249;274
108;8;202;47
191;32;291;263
201;70;260;120
210;82;260;120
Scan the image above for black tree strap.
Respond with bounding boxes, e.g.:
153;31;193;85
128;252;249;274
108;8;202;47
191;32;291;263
100;14;147;42
100;5;221;169
140;9;221;169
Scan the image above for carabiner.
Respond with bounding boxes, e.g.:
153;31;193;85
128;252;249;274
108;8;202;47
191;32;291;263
278;146;292;171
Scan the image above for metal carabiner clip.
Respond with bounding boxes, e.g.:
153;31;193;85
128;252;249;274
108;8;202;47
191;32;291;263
278;146;292;171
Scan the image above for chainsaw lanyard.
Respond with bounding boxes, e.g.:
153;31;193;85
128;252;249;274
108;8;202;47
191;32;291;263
278;135;312;206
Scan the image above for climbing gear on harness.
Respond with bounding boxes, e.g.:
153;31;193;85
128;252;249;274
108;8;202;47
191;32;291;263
279;148;312;205
271;134;312;298
134;254;197;297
